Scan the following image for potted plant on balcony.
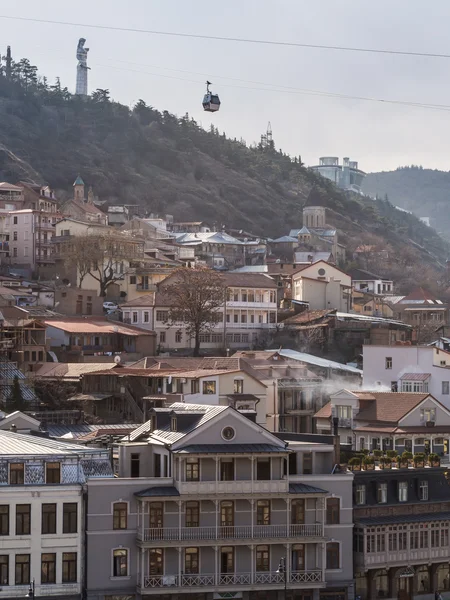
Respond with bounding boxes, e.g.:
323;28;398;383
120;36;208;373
413;452;426;468
348;457;361;472
379;456;392;470
400;451;412;468
386;450;398;467
428;452;441;467
362;456;375;471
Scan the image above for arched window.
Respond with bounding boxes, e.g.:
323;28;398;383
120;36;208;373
112;548;128;577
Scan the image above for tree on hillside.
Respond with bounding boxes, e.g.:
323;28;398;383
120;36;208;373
92;88;110;103
160;268;227;356
8;376;25;412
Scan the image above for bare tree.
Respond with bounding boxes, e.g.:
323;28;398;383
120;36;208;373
160;267;226;356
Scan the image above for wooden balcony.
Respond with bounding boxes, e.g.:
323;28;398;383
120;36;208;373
176;478;288;495
138;523;324;543
356;546;450;568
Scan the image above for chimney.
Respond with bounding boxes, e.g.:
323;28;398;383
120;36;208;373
332;417;340;465
10;424;17;433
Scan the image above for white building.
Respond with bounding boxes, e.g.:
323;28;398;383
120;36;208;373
292;261;352;312
0;422;113;599
362;345;450;407
350;269;394;296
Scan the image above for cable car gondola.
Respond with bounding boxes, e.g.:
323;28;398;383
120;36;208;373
202;80;220;113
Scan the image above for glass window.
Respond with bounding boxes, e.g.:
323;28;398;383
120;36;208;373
377;483;388;504
326;542;340;569
292;544;305;571
256;500;270;526
202;381;216;394
0;506;9;536
356;485;366;505
16;505;30;535
398;481;408;502
184;547;199;574
233;379;243;393
62;552;77;583
291;499;305;524
186;458;199;481
10;463;24;484
419;480;429;501
149;503;163;528
46;462;60;484
443;382;449;395
256;545;269;571
336;406;352;419
220;458;234;481
0;555;8;585
63;503;77;533
149;549;163;575
113;503;127;530
15;554;30;585
220;501;234;527
41;553;56;584
185;501;199;527
326;498;340;524
42;504;56;535
113;549;128;577
385;357;392;369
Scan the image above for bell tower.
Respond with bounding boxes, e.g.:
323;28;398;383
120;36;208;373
302;206;326;229
73;175;85;201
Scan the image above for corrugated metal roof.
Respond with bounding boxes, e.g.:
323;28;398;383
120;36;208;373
47;423;139;439
399;373;431;381
356;512;450;526
289;483;328;494
0;430;104;456
173;444;288;454
274;349;362;375
135;486;180;497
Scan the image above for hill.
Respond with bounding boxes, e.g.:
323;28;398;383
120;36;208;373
363;166;450;240
0;55;448;290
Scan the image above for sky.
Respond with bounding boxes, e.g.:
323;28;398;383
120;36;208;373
3;0;450;173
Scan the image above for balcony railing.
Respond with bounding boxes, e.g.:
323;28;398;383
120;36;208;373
226;322;277;329
177;479;288;495
138;523;324;542
357;546;450;568
0;583;80;598
142;571;322;589
337;417;352;428
136;284;157;291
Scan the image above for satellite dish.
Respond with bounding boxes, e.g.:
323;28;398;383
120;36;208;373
114;355;121;364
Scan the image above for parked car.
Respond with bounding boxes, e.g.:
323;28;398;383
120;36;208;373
103;301;118;311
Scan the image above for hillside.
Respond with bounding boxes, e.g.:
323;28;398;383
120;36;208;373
0;56;448;285
363;166;450;239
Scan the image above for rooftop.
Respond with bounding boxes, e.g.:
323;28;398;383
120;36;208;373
272;349;362;375
44;318;155;336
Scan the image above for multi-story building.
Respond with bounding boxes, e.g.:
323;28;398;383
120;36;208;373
0;428;113;600
309;157;366;193
353;464;450;600
350;269;394;296
86;403;354;600
291;262;352;312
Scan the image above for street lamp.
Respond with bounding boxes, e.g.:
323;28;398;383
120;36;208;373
26;579;35;599
277;557;287;600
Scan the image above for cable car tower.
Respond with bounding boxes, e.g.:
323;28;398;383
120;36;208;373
260;122;274;149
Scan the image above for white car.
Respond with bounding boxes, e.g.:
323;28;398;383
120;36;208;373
103;301;118;311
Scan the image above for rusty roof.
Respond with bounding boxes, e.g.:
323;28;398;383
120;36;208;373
44;318;155;336
120;295;154;308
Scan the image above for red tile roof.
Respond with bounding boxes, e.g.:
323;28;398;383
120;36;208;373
44;318;155;336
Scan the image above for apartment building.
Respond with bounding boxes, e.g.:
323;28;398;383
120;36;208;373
86;403;354;600
315;389;450;457
363;345;450;407
291;262;352;312
353;465;450;600
0;429;113;600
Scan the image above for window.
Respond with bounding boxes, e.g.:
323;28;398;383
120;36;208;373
233;379;244;394
63;503;77;534
336;405;352;419
256;545;269;571
13;231;17;241
256;500;270;526
113;503;127;530
202;380;216;394
442;381;449;395
356;485;366;505
419;480;429;501
421;408;436;423
62;553;77;583
326;542;340;570
291;499;305;524
130;275;136;284
326;498;340;524
256;458;270;480
186;458;199;481
398;481;408;502
303;452;313;474
112;549;128;577
185;502;199;527
184;548;199;574
16;505;30;535
220;501;234;527
41;553;56;584
143;311;149;323
385;357;392;369
149;549;163;575
191;379;199;394
220;458;234;481
132;312;138;324
292;544;305;571
377;483;388;504
13;217;17;225
175;331;182;343
0;555;8;585
10;463;24;484
24;247;28;257
0;506;9;535
15;554;30;585
156;310;168;322
46;462;60;484
149;503;163;528
159;332;166;344
131;454;140;478
154;453;162;477
42;504;56;534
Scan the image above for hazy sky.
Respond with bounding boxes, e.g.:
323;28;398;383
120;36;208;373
3;0;450;173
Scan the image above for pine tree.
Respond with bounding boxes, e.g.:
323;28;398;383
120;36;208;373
9;376;25;412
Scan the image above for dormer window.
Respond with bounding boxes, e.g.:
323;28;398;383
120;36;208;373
171;416;177;432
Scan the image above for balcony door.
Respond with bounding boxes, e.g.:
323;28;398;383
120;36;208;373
291;499;305;524
149;548;163;575
292;544;305;572
149;502;163;529
220;501;234;528
220;547;234;574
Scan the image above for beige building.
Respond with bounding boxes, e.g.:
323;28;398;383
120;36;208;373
292;261;351;312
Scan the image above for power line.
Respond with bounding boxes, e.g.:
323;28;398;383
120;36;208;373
95;61;450;112
2;14;450;60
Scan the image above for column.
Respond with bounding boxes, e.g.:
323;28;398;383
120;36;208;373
215;499;219;540
177;547;182;586
140;547;145;588
214;546;219;585
430;563;439;594
250;545;254;584
412;436;415;455
286;543;291;583
215;456;220;493
388;567;397;599
250;499;255;537
286;498;290;536
140;501;145;540
251;456;255;494
321;542;326;583
178;500;182;540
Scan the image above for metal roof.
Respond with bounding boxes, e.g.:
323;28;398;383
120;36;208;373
356;512;450;527
399;373;431;381
46;423;139;439
289;483;328;494
0;429;105;456
172;444;288;454
273;349;362;375
135;486;180;497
